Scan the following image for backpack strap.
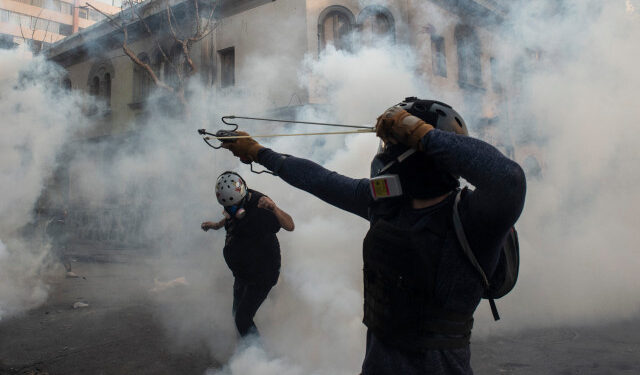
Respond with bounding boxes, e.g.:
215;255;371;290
453;190;489;289
452;189;501;321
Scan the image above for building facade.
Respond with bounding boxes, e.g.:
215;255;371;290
0;0;119;49
47;0;514;135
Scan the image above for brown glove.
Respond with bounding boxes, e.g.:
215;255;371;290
375;106;434;150
221;131;264;163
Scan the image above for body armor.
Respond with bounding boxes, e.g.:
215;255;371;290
362;198;474;351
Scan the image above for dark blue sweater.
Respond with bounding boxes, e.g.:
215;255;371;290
257;129;526;374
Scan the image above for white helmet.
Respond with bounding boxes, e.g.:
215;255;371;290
215;171;247;207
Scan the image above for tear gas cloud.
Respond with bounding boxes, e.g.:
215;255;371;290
0;47;90;320
0;0;639;373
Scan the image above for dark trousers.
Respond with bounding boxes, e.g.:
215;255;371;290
232;276;276;337
361;330;473;375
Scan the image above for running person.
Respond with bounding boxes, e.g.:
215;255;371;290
202;171;294;338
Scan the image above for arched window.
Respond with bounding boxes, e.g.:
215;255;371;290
90;76;100;96
87;59;115;112
104;73;111;107
164;45;187;89
133;53;153;103
455;25;482;88
153;51;165;82
318;6;355;52
357;6;395;46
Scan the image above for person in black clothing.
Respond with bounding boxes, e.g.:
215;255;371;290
220;98;526;374
202;171;294;338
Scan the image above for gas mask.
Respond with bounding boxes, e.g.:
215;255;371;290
223;198;247;220
369;98;468;201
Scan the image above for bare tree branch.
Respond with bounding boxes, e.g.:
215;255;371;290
166;2;180;44
122;26;173;92
86;0;218;118
19;22;27;43
188;1;217;42
134;6;177;79
41;19;52;47
181;40;196;74
193;0;201;36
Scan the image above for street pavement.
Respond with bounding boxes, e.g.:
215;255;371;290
1;260;639;375
0;261;214;375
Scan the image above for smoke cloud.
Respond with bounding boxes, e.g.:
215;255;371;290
0;46;90;321
0;0;638;373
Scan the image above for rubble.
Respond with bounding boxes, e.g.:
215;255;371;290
72;302;89;309
149;277;189;293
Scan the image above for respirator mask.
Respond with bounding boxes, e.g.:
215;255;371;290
369;97;469;201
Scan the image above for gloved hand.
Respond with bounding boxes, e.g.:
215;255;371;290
375;106;434;150
221;131;264;163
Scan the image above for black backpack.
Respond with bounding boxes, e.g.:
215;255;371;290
452;189;520;321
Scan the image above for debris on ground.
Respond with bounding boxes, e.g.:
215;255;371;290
149;277;189;293
66;271;80;278
72;302;89;309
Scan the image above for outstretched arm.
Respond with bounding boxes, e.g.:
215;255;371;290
201;218;225;231
221;132;372;220
257;149;372;220
257;196;295;231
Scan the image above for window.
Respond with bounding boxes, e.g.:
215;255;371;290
455;25;483;88
357;6;394;46
90;76;100;96
31;0;44;7
133;53;152;103
87;60;115;114
33;18;49;31
49;22;60;34
9;12;21;26
318;6;354;52
164;45;186;89
1;10;10;23
104;73;111;107
219;47;234;88
44;0;62;12
89;9;102;21
431;35;447;77
20;15;31;28
60;2;72;15
152;51;165;82
59;23;72;36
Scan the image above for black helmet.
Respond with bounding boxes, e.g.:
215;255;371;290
370;97;467;200
398;97;468;136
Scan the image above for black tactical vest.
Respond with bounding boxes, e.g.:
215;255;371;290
363;198;474;351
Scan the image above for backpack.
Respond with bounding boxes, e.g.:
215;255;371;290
452;189;520;321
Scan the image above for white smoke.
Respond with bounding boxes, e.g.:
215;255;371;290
481;0;640;332
1;0;639;373
0;46;89;320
